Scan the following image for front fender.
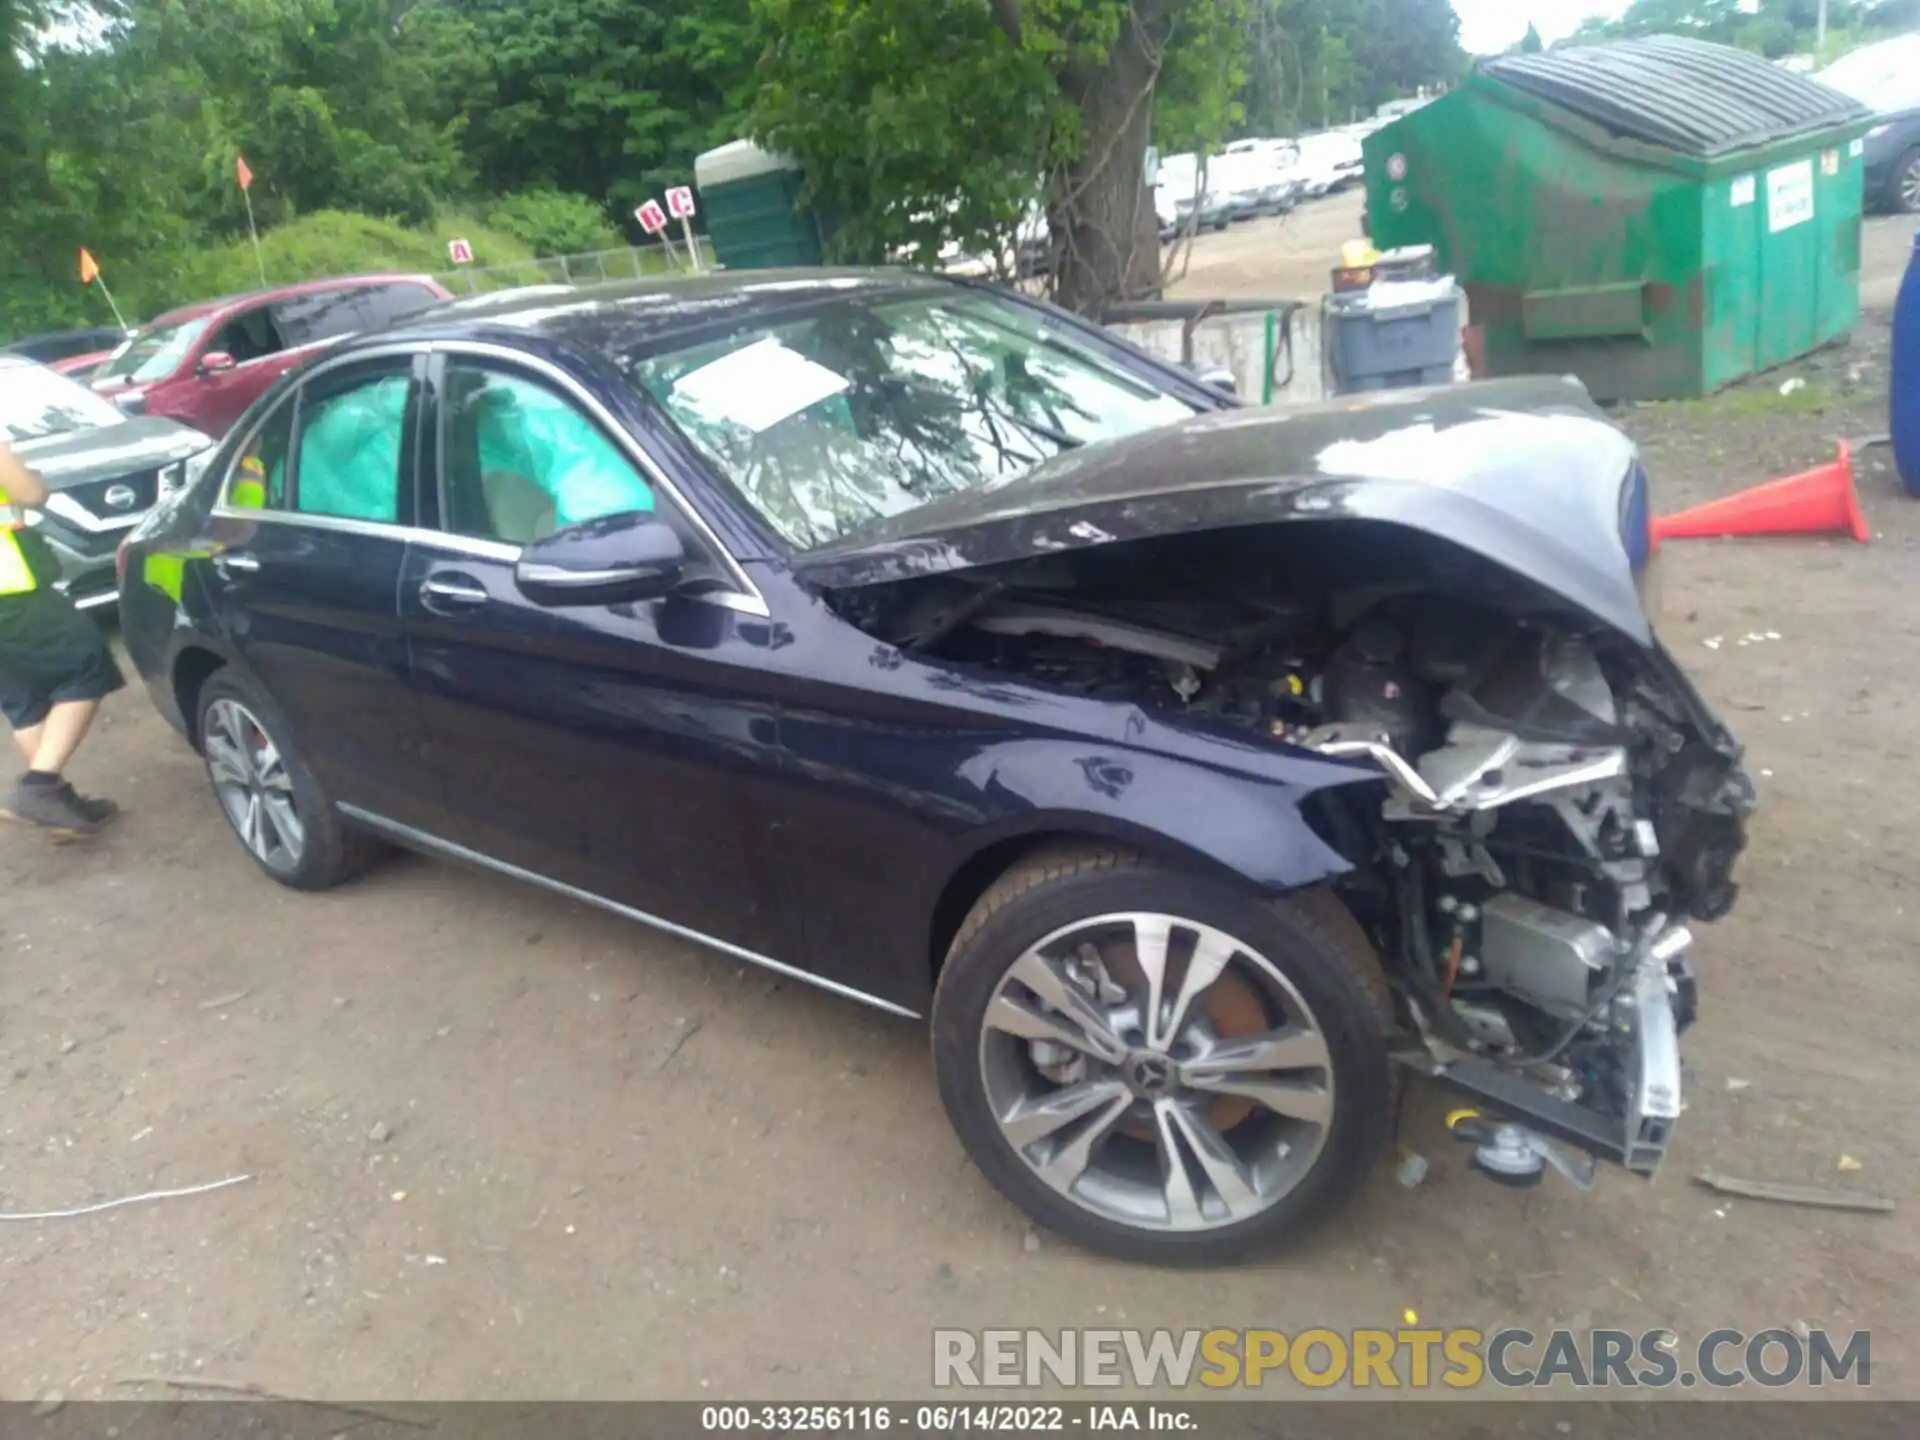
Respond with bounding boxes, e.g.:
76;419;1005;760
949;737;1370;892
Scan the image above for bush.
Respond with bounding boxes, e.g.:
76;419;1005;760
160;210;537;304
483;189;623;257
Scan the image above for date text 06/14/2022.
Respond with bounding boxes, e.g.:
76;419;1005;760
699;1404;1197;1431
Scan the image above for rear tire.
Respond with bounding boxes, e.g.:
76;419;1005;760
932;844;1391;1266
197;670;387;892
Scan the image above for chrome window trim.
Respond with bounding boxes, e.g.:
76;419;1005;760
210;339;773;620
206;503;521;561
336;804;920;1021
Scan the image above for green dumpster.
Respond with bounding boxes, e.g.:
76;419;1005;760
694;140;834;271
1363;37;1873;401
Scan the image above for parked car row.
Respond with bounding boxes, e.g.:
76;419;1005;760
3;273;459;612
1154;129;1367;240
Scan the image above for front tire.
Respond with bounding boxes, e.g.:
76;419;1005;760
197;671;387;892
932;845;1391;1266
1889;146;1920;215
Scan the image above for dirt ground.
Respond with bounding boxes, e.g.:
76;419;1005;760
5;208;1920;1408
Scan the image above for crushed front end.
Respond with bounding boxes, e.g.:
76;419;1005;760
1297;617;1757;1187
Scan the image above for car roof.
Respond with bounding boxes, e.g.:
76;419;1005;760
358;269;958;359
144;273;442;330
2;325;125;349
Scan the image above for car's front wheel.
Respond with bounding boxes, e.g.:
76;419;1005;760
197;670;386;892
932;846;1392;1266
1891;146;1920;215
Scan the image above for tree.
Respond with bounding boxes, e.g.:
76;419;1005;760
1521;22;1544;52
752;0;1250;316
1232;0;1463;136
450;0;754;218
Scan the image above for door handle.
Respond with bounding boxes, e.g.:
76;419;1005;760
212;552;259;574
419;573;490;609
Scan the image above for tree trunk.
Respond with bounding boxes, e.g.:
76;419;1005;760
1047;2;1169;317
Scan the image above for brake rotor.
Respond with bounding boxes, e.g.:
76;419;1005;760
1096;934;1271;1135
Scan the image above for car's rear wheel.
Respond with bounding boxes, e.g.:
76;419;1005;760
932;845;1391;1266
197;671;386;892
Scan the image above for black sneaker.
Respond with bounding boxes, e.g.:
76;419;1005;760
62;785;120;826
2;778;107;837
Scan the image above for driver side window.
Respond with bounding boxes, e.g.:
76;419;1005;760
211;305;285;366
438;363;656;546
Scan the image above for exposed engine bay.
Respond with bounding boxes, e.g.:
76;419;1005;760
834;530;1758;1185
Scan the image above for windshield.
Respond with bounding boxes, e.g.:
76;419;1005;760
631;292;1200;550
0;361;126;443
97;315;213;384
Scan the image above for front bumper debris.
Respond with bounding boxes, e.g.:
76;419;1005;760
1395;929;1696;1181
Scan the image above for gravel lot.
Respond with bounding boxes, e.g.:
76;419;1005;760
4;207;1918;1407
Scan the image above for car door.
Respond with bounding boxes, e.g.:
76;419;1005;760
201;351;438;829
181;301;294;437
395;350;795;957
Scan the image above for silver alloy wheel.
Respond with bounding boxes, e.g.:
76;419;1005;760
1904;157;1920;215
204;697;305;873
978;912;1334;1233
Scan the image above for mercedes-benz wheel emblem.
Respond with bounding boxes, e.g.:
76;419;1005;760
103;483;137;511
1124;1053;1175;1096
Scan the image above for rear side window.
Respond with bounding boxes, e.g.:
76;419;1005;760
291;363;415;524
223;361;415;524
271;289;369;348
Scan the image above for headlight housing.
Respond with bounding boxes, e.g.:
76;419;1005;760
1869;123;1893;140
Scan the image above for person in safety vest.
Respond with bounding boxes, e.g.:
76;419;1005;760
0;441;124;836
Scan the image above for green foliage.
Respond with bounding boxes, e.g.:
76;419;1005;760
165;210;535;302
1236;0;1464;135
0;0;1478;337
1571;0;1914;57
484;190;624;257
750;0;1064;268
456;0;755;217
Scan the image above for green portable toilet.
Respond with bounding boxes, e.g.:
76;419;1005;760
1363;37;1873;401
694;140;834;271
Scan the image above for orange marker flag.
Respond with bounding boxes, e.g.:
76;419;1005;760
78;246;100;284
236;153;254;191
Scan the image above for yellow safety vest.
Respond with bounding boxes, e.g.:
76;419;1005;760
0;484;37;597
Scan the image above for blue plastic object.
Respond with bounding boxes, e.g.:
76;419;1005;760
1892;227;1920;498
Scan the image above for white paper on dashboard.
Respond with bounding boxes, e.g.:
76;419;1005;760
671;337;851;433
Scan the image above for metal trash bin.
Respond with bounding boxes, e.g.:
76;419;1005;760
1325;275;1464;393
1363;36;1873;401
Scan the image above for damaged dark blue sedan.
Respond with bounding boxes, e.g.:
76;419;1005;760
116;272;1754;1264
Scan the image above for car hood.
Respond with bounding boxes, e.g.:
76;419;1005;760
13;416;214;491
793;376;1655;644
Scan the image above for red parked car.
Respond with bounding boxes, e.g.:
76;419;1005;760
90;274;450;437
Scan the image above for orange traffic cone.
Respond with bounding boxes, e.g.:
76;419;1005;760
1652;441;1871;546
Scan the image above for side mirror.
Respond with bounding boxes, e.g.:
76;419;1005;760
1197;366;1239;397
514;510;686;608
198;351;236;376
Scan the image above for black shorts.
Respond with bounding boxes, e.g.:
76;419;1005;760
0;585;126;729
